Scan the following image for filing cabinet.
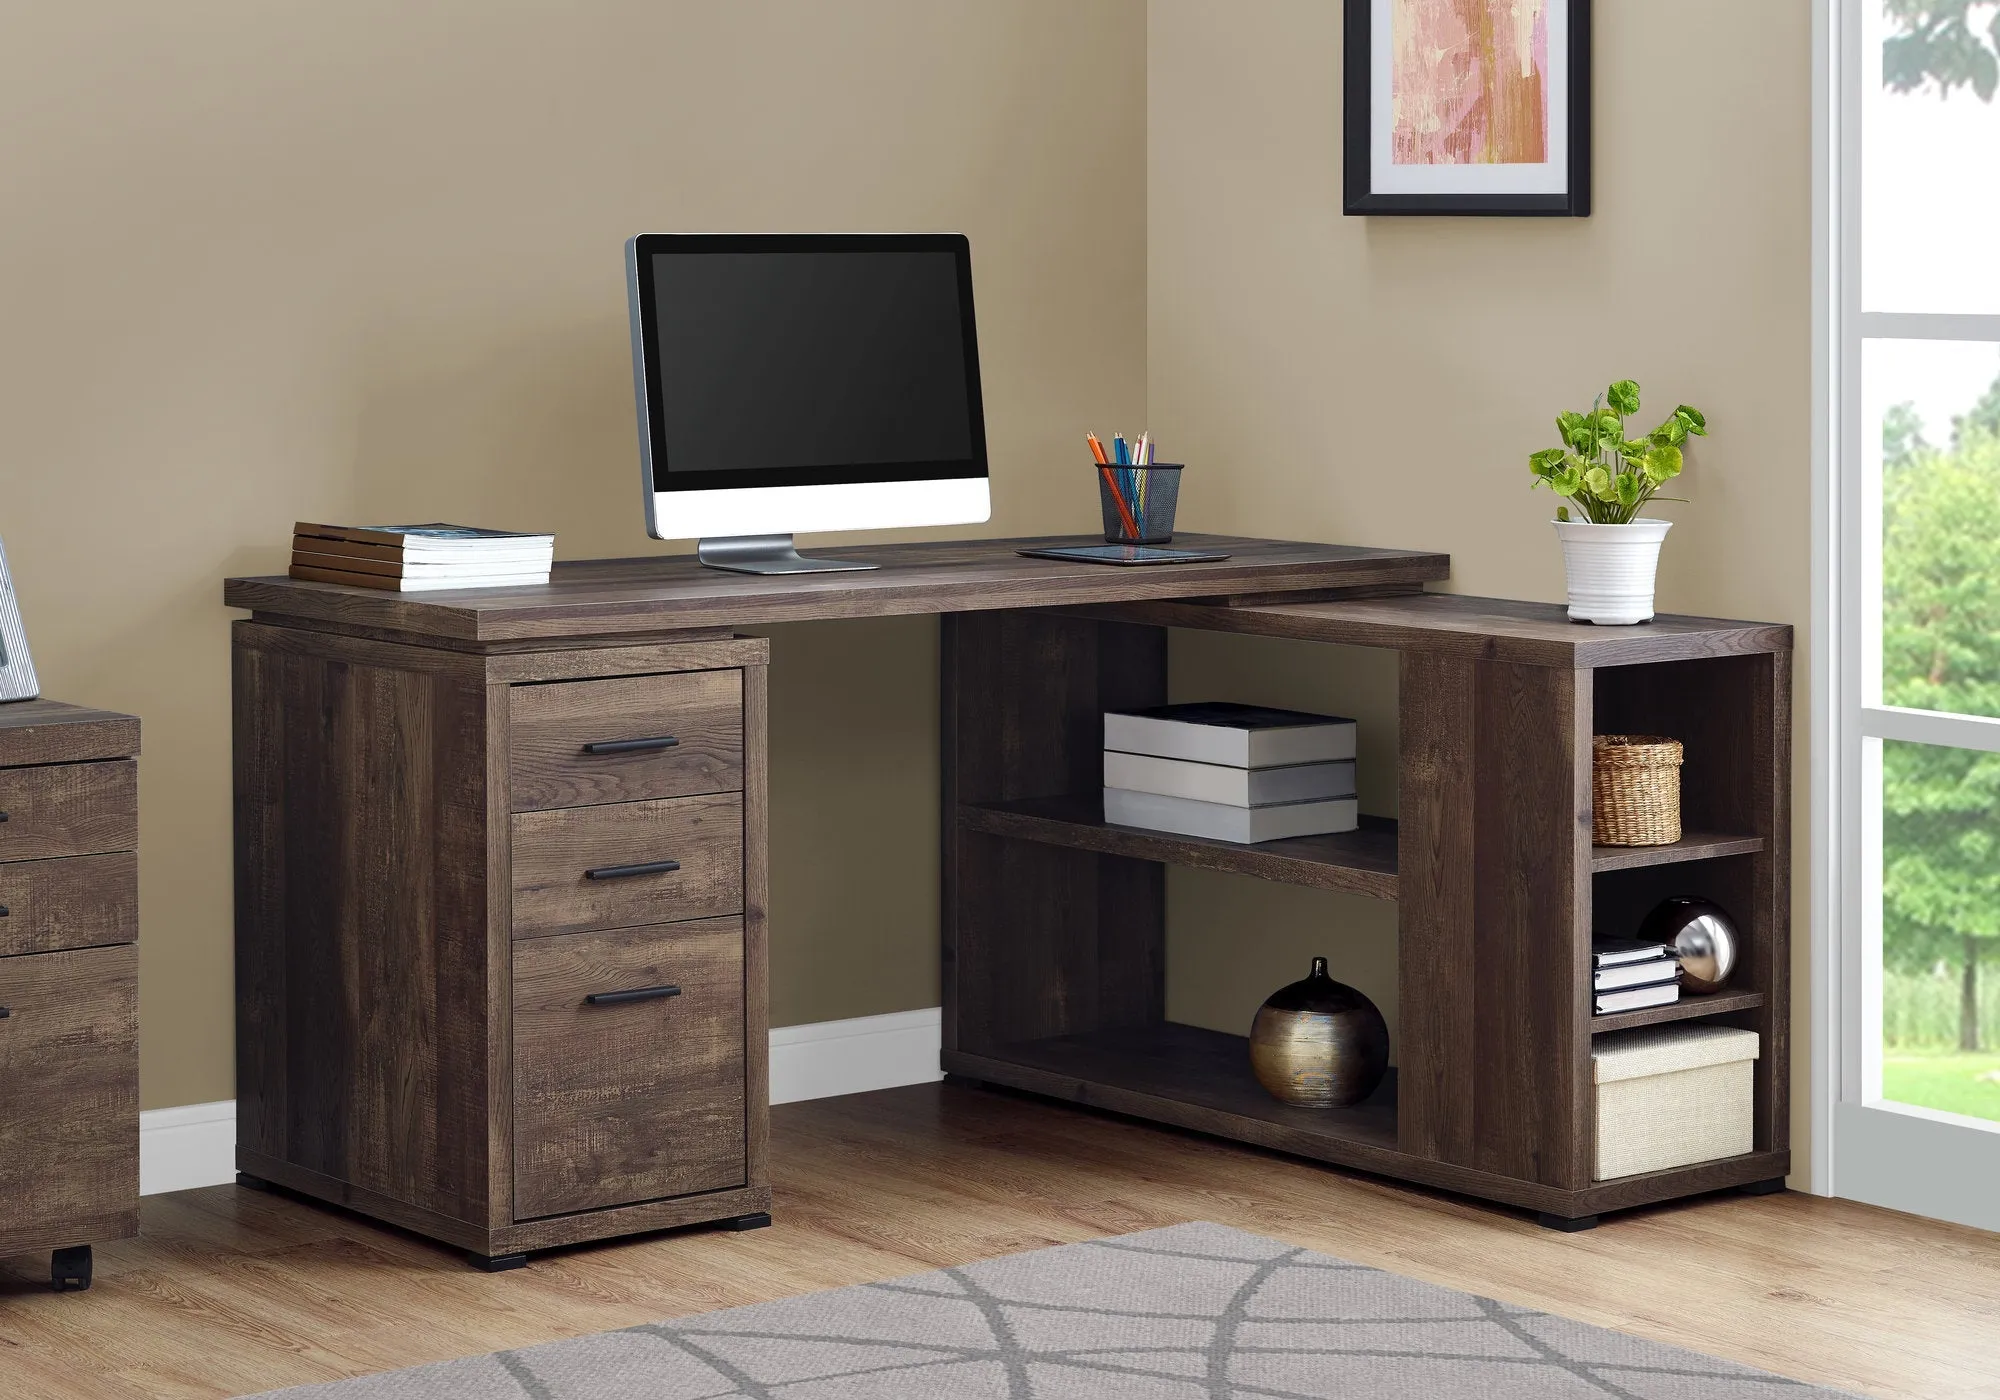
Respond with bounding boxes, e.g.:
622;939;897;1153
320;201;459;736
232;626;768;1269
0;700;140;1291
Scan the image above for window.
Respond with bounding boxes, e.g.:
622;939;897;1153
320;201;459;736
1828;0;2000;1231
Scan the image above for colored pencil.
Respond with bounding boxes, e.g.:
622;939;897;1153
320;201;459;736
1100;465;1140;537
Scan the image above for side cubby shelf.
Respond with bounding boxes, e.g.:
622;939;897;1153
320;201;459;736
1590;652;1789;1161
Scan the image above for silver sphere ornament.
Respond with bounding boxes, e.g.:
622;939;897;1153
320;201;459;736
1639;896;1739;994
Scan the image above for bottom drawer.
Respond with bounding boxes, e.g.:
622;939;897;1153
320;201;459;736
513;917;746;1220
0;944;139;1255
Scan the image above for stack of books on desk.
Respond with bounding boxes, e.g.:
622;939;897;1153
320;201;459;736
1592;939;1681;1015
290;522;555;591
1101;702;1358;844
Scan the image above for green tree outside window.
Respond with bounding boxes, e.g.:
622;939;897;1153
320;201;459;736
1877;4;2000;1084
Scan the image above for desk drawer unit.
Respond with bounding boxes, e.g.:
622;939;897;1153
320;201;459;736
513;917;747;1218
232;624;769;1268
0;699;141;1289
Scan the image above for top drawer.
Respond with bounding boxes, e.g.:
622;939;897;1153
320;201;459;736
0;762;137;862
509;670;744;812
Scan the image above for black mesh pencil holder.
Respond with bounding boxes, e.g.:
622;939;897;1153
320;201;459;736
1097;463;1183;544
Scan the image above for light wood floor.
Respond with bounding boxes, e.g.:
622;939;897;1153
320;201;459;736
1;1082;1995;1399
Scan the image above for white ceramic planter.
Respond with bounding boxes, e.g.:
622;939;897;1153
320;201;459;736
1553;518;1672;625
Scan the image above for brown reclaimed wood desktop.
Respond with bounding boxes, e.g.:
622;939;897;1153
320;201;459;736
223;535;1445;641
224;533;1791;1263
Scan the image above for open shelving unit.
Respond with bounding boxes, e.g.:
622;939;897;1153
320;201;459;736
941;590;1792;1226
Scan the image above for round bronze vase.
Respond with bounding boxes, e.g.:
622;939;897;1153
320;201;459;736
1248;957;1389;1108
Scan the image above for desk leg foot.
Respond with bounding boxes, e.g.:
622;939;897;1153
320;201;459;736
236;1172;271;1192
1536;1212;1599;1233
469;1251;529;1273
723;1212;773;1232
51;1246;93;1292
1738;1177;1787;1197
942;1073;1008;1094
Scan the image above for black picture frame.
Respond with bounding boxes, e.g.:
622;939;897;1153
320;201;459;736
1343;0;1591;217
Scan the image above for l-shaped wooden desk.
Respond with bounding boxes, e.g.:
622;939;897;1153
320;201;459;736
225;534;1791;1265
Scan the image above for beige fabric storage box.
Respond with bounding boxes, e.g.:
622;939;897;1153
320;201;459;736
1593;1024;1759;1181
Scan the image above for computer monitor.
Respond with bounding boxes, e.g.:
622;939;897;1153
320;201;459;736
626;232;991;573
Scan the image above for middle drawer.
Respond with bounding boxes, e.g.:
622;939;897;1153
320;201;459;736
0;851;139;958
511;792;744;939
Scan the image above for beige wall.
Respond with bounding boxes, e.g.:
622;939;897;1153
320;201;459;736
1148;2;1813;1174
0;1;1146;1109
4;0;1816;1160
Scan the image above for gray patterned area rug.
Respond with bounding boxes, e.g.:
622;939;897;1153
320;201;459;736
248;1222;1859;1399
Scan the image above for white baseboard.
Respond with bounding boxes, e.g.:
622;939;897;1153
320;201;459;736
139;1099;238;1196
139;1007;944;1196
769;1006;943;1105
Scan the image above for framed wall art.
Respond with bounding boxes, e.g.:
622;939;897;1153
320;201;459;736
1343;0;1591;216
0;538;40;702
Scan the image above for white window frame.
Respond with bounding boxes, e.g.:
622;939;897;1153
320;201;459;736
1815;0;2000;1229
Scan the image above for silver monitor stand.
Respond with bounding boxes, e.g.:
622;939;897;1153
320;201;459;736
695;534;880;576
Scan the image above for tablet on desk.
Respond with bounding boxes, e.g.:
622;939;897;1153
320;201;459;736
1016;544;1232;566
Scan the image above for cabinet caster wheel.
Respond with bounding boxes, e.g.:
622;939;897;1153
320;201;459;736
1738;1176;1787;1197
1536;1212;1599;1233
236;1172;271;1192
469;1251;529;1273
722;1211;772;1232
51;1246;93;1292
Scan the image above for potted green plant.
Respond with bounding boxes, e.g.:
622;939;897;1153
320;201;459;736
1528;380;1708;625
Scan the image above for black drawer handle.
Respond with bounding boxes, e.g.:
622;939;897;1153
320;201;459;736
585;984;681;1007
581;735;679;755
584;858;682;881
0;1007;10;1019
0;905;9;918
0;810;8;821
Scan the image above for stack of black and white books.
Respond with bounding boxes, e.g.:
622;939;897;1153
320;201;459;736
1591;939;1681;1015
290;522;555;591
1101;702;1358;844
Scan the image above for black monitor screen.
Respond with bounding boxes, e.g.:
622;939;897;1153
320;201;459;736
633;236;987;491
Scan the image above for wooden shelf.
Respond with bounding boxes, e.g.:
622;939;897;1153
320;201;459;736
943;1022;1790;1219
1591;833;1766;872
1591;990;1766;1035
959;796;1398;900
948;1022;1398;1157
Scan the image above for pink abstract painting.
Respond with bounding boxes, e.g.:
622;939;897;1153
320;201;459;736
1392;0;1549;166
